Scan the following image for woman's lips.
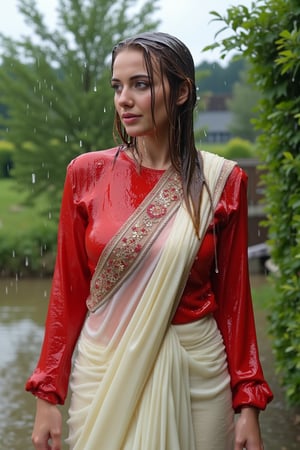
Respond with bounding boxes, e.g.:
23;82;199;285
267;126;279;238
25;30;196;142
122;113;141;125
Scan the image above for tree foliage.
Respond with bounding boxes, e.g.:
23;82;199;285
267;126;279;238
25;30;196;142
227;67;261;142
0;0;159;214
195;59;244;94
205;0;300;405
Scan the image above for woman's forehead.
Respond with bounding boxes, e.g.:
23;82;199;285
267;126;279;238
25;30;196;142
112;47;160;78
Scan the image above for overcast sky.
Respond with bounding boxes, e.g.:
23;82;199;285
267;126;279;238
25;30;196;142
0;0;254;64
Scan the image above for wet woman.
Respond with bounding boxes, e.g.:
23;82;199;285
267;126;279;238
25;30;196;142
26;32;273;450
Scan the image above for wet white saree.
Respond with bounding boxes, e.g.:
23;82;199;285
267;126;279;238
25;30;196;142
66;152;236;450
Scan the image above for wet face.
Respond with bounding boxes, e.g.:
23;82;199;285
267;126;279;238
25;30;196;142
111;48;170;140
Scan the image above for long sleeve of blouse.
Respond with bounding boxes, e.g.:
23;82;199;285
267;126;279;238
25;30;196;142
25;159;91;404
211;168;273;412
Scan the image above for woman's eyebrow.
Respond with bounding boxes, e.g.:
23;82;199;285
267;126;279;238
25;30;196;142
111;74;150;82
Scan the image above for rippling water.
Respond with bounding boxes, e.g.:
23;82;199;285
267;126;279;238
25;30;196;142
0;276;299;449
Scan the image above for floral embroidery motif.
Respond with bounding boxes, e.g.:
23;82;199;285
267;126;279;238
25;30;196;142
86;170;182;312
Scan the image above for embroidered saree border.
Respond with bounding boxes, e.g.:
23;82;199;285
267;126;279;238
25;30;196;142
86;168;183;312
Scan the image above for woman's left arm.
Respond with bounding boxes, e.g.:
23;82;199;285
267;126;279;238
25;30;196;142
234;407;263;450
212;167;273;446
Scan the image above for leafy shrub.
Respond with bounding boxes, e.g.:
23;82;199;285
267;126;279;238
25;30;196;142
0;224;57;277
223;137;255;159
0;141;14;178
208;0;300;406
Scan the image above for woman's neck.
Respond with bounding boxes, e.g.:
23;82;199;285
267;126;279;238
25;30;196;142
135;136;171;170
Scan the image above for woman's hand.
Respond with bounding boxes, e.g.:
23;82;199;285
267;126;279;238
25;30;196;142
32;398;62;450
234;407;264;450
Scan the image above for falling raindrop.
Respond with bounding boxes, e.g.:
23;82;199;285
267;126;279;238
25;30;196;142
12;250;15;258
94;85;97;92
203;130;207;137
65;135;68;143
32;173;36;184
79;140;83;147
103;107;106;113
48;211;52;220
25;257;29;267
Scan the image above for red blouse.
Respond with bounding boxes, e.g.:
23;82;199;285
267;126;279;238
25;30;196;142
25;148;273;412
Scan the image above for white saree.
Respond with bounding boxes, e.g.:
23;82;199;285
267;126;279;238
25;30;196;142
66;152;236;450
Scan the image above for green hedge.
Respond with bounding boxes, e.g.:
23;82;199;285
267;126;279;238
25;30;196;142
0;225;57;277
223;137;255;159
208;0;300;406
0;141;14;178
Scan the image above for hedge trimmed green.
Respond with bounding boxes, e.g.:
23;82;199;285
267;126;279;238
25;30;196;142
0;140;14;178
206;0;300;405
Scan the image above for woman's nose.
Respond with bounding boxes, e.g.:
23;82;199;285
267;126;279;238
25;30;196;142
117;87;133;107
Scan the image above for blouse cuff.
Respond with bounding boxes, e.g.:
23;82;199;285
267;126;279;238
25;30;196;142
232;381;273;413
25;376;62;405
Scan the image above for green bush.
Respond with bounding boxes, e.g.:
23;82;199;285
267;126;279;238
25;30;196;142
0;141;14;178
223;138;255;159
0;178;57;276
208;0;300;406
0;225;57;277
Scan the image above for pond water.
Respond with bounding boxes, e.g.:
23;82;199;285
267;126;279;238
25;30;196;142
0;276;299;449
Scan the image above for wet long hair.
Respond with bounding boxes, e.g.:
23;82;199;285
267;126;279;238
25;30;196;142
111;31;207;236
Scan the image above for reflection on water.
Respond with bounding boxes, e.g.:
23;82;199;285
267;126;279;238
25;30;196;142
0;276;299;449
0;278;69;449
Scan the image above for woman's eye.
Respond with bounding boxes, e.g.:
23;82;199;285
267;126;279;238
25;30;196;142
111;83;121;93
135;81;148;89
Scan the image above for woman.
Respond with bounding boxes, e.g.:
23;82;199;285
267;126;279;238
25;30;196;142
26;32;273;450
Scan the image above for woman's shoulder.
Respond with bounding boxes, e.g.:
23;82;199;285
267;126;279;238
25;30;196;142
199;150;247;183
68;147;118;172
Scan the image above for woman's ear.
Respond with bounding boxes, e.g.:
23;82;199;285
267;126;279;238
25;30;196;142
176;81;189;105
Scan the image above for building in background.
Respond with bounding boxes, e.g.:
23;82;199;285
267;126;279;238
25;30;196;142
196;94;232;143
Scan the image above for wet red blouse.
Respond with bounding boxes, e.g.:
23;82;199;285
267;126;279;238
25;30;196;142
26;148;273;412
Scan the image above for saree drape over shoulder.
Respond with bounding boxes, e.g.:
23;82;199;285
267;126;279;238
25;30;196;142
25;147;273;447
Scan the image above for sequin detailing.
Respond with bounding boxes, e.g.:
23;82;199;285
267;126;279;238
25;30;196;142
87;169;183;312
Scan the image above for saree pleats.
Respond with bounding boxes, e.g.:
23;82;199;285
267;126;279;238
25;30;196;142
68;316;234;450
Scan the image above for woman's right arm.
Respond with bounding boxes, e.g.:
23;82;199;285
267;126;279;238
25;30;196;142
26;159;90;404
